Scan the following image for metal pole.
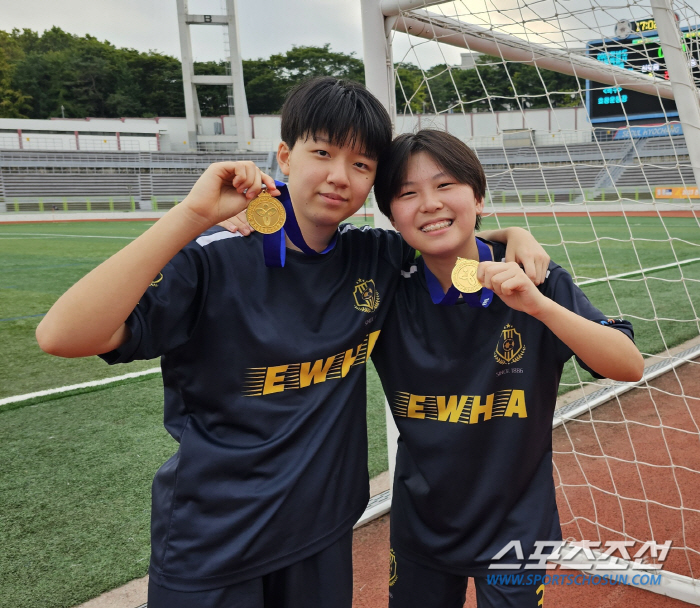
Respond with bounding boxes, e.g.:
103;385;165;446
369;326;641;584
361;1;397;138
225;0;252;149
176;0;200;151
650;0;700;191
394;10;676;100
361;0;400;491
361;0;396;230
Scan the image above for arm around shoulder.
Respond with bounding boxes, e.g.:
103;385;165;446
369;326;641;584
477;226;550;285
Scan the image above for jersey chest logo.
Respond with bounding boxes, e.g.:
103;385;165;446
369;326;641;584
353;278;380;313
494;323;526;365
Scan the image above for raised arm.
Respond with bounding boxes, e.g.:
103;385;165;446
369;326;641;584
36;162;278;358
478;261;644;382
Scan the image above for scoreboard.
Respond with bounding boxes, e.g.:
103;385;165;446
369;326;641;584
586;24;700;123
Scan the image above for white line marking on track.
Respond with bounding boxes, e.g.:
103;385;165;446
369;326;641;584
0;368;161;408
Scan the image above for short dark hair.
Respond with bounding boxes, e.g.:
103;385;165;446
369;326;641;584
374;130;486;229
280;77;392;161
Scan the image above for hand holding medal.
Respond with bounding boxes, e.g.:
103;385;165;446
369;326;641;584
246;187;286;234
217;171;338;268
423;239;494;308
215;163;281;235
451;258;482;294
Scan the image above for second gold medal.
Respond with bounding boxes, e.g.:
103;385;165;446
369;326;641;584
451;258;481;293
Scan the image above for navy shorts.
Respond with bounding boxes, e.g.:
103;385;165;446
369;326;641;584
388;549;546;608
148;530;353;608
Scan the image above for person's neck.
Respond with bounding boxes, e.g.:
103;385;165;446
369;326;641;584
285;206;338;253
423;236;481;293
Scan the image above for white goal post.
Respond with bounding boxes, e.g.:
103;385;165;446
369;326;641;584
361;0;700;602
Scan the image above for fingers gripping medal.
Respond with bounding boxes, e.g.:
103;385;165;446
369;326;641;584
246;188;286;234
451;258;482;294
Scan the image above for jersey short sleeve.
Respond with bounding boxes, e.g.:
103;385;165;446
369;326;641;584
99;237;209;364
544;264;635;378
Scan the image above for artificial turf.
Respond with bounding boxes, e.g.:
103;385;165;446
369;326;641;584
1;215;698;607
0;377;174;608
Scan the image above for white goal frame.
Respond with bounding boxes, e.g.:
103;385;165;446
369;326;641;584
360;0;700;602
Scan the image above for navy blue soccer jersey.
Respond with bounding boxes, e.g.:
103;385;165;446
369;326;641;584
371;240;634;576
100;223;411;591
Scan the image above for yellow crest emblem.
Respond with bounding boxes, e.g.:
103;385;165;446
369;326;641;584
494;324;526;365
389;548;398;587
354;279;380;313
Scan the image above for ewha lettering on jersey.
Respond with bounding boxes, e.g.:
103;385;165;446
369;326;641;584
244;330;381;396
392;389;527;424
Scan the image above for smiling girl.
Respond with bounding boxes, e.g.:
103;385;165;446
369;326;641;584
370;130;644;608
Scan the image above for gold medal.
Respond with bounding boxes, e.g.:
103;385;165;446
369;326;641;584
451;257;481;293
246;190;286;234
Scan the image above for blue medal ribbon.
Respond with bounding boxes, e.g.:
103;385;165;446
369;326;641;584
423;238;494;308
262;180;338;267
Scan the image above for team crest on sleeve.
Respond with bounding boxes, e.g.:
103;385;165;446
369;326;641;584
494;324;526;365
150;272;164;288
353;278;380;313
389;548;398;586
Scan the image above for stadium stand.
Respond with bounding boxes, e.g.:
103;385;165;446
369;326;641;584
0;133;695;212
0;150;280;211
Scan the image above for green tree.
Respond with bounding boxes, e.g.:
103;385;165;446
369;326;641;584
394;63;428;113
270;44;364;83
243;44;365;114
6;27;185;118
393;56;582;114
0;30;31;117
243;59;289;114
2;27;584;120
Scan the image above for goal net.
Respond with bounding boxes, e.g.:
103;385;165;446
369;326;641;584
362;0;700;602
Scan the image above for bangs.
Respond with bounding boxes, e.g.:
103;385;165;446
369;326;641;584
281;77;392;161
374;130;487;220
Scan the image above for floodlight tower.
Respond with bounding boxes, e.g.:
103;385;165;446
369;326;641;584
176;0;251;151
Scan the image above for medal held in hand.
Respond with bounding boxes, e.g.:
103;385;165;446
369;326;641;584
451;258;481;293
246;189;286;234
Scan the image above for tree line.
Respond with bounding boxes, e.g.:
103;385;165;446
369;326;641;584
0;26;581;120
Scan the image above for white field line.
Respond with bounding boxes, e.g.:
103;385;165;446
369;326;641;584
0;233;136;239
0;367;161;408
576;257;700;286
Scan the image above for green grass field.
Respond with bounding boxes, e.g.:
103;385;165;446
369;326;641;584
1;215;699;607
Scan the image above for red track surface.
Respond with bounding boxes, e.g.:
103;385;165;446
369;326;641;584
353;357;700;607
353;515;693;607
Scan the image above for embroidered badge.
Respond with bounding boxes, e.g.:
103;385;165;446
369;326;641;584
354;279;380;313
494;323;526;365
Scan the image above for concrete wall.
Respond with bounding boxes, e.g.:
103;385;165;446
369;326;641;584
0;106;594;153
